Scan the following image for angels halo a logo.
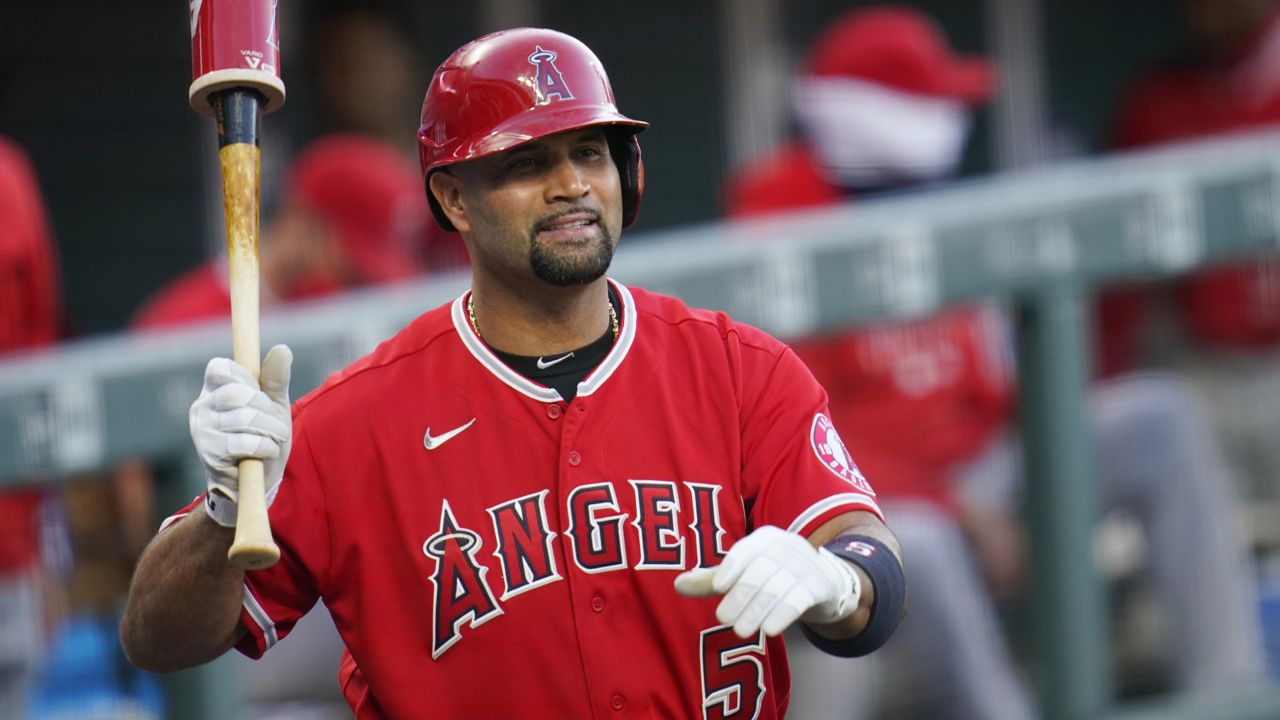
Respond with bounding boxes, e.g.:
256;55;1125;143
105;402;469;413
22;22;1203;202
810;413;874;495
527;45;574;105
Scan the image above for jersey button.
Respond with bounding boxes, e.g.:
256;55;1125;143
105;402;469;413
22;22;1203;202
568;451;582;466
546;404;562;419
591;595;605;612
610;693;625;711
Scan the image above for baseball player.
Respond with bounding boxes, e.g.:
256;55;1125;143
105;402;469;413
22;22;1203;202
120;28;905;718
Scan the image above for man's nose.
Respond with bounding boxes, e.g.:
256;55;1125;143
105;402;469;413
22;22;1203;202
545;158;591;202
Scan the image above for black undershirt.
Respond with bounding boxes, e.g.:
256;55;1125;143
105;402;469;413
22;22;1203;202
489;287;620;402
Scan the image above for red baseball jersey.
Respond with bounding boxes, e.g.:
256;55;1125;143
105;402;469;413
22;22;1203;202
790;308;1013;510
165;280;881;718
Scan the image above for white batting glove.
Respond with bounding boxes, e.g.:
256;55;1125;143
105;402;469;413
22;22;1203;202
674;525;861;638
189;345;293;527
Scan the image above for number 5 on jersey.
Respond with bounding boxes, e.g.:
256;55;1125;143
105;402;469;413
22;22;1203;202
700;625;766;720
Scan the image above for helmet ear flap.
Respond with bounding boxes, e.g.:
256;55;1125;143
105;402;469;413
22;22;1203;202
609;131;644;228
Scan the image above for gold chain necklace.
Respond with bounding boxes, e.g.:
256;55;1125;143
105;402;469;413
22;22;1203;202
467;294;619;343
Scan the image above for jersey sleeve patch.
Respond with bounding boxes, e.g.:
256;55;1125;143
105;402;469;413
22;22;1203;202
809;413;875;495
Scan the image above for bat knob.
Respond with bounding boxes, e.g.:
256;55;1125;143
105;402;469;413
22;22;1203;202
229;543;281;569
227;459;280;569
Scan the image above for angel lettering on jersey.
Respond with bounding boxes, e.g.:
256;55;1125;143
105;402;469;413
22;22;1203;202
423;479;731;657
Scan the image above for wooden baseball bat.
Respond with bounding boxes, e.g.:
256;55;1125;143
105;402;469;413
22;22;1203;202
213;88;279;569
189;0;286;569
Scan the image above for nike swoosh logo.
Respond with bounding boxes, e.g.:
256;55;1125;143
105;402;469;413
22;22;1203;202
423;418;476;450
536;352;574;370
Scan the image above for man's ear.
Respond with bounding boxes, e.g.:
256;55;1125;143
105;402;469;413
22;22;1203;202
428;171;471;234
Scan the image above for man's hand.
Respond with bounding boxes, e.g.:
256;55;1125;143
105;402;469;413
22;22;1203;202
674;525;861;638
189;344;293;527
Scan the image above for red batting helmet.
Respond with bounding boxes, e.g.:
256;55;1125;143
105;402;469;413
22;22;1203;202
418;28;648;231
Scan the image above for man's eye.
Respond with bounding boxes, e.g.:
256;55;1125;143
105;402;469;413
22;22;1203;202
506;157;538;171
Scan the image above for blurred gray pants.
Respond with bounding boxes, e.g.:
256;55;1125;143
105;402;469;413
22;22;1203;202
958;372;1267;693
1175;347;1280;504
0;569;43;720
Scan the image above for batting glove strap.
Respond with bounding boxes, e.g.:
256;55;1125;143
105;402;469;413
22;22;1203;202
205;487;239;528
799;547;862;625
204;481;283;528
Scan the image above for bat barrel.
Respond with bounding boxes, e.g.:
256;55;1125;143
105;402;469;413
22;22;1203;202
212;89;264;376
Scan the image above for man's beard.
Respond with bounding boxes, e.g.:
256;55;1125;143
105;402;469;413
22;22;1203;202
528;231;615;286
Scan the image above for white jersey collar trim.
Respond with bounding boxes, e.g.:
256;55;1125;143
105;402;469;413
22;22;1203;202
451;278;637;403
579;280;636;398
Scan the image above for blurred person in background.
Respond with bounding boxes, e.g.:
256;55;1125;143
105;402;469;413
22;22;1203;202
132;134;426;330
725;7;986;213
1102;0;1280;515
0;135;62;719
727;11;1032;717
724;6;1265;718
0;141;60;350
304;1;468;272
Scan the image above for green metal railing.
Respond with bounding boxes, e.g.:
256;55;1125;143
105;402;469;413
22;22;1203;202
4;130;1280;718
